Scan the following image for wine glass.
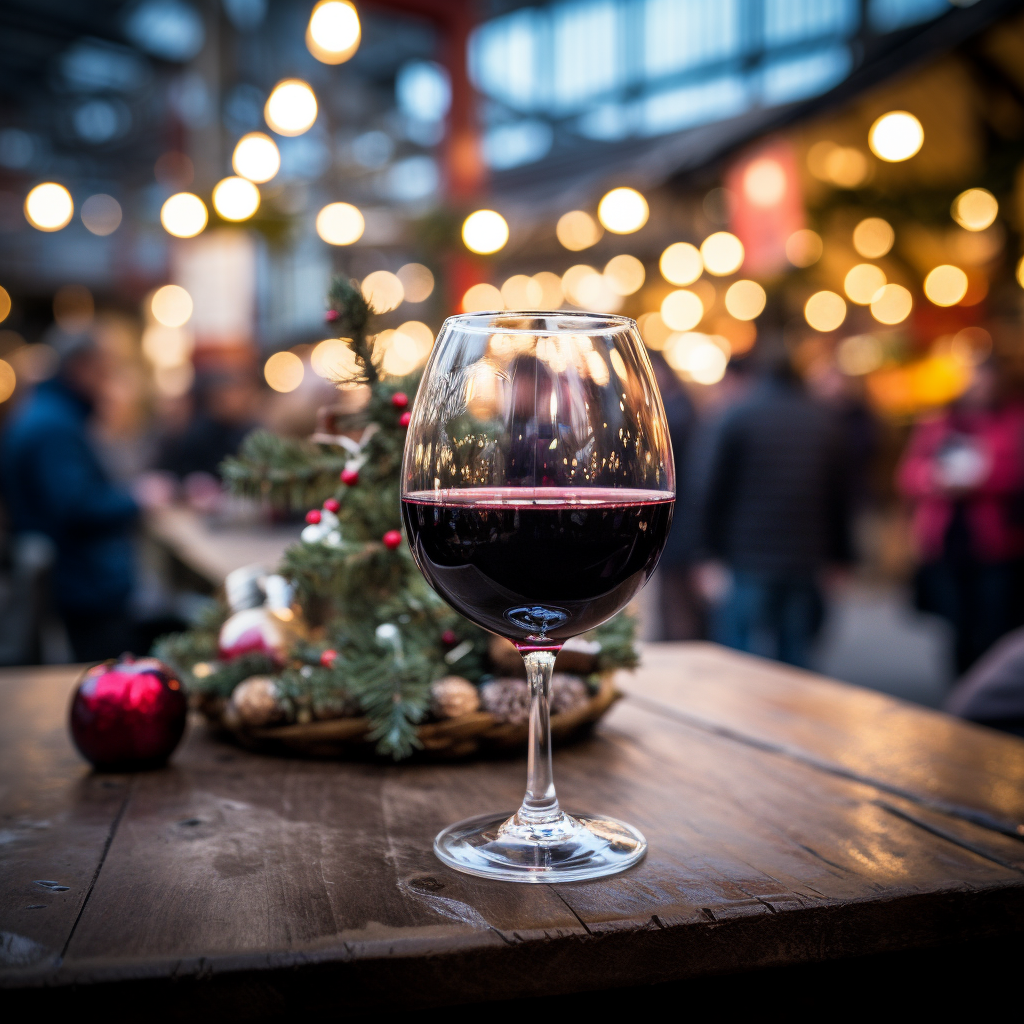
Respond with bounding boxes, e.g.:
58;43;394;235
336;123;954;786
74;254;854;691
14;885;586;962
401;311;674;882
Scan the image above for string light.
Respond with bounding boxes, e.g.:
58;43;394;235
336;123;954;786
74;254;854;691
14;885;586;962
597;187;648;234
660;242;702;285
265;79;318;137
853;218;894;259
462;283;503;312
316;202;364;245
870;283;912;325
150;285;193;327
923;265;968;307
556;210;602;250
785;229;822;268
951;189;998;232
361;271;404;312
160;192;208;238
661;290;704;331
24;183;73;231
232;132;280;183
604;255;645;296
724;280;766;321
844;264;887;305
212;176;260;221
868;111;923;162
700;232;744;276
804;291;846;332
265;351;304;392
306;0;360;64
462;210;508;254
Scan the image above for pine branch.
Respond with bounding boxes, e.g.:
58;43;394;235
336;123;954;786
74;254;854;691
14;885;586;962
326;276;376;385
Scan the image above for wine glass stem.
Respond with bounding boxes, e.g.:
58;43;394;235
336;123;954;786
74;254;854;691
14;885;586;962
517;650;562;825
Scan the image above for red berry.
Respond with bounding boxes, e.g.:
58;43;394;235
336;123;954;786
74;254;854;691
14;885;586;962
325;309;339;322
305;509;322;524
382;529;402;550
323;498;340;513
442;630;458;646
391;392;409;409
320;648;337;668
399;411;411;427
340;467;359;486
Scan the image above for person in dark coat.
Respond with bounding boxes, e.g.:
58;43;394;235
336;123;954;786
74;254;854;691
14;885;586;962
0;333;139;661
694;354;853;667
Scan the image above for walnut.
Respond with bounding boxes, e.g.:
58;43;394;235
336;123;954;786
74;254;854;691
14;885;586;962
479;677;530;724
430;676;480;719
231;676;286;728
551;674;590;715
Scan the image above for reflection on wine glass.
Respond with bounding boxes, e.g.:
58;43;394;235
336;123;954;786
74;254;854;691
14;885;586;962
401;312;674;882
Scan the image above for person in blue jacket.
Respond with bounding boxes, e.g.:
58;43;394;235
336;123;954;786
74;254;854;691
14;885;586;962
1;331;139;661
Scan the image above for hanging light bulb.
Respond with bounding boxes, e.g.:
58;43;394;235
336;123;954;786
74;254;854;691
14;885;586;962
232;132;280;183
265;79;318;137
306;0;361;64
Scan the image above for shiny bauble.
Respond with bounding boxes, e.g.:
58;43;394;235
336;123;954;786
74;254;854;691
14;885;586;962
218;606;289;665
69;655;187;770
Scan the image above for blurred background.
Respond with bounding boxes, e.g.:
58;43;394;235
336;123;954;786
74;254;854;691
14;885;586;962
3;0;1024;714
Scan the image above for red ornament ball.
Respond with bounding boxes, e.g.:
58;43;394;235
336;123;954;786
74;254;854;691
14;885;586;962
305;509;322;524
325;309;339;322
441;629;458;647
340;467;359;486
382;529;402;550
320;648;338;668
399;411;412;428
391;392;409;409
323;498;340;513
69;655;187;770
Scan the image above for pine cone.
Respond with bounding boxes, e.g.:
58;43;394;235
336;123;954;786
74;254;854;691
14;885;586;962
551;674;589;715
430;676;480;719
231;676;287;728
479;677;530;724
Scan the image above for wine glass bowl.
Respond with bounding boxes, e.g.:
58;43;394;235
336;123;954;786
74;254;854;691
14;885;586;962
401;311;674;882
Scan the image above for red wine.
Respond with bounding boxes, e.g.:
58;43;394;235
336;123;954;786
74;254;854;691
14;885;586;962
402;488;674;646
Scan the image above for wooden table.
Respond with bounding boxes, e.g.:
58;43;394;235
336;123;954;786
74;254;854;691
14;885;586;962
3;643;1024;1016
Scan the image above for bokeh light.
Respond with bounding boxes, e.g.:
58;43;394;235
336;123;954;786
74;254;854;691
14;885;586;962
561;265;596;306
7;342;57;383
1017;255;1024;290
660;242;703;285
0;285;9;324
265;351;304;392
852;217;894;259
868;111;923;162
532;271;564;308
212;176;260;221
556;210;602;250
232;132;280;183
724;280;766;321
604;254;645;296
306;0;360;64
311;338;360;382
804;290;846;332
0;359;15;403
597;187;648;234
142;325;193;368
700;232;744;276
844;264;887;305
462;282;503;312
806;142;870;188
265;79;318;137
924;264;968;307
154;363;194;398
25;183;73;231
870;283;912;324
951;188;998;232
316;202;364;245
81;194;122;236
742;157;786;207
664;332;728;384
382;321;434;376
151;284;193;327
637;311;672;351
462;209;509;254
160;192;208;238
661;290;704;331
501;274;543;309
361;270;404;312
837;334;884;376
785;229;822;267
53;285;93;331
570;269;623;313
397;263;434;303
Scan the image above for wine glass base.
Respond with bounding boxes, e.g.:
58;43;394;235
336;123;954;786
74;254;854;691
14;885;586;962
433;811;647;883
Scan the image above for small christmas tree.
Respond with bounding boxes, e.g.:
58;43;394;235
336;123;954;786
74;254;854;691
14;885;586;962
156;277;638;758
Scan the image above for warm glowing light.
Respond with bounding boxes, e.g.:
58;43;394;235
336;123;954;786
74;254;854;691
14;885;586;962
361;270;404;313
265;351;304;392
311;338;360;381
501;275;543;310
151;285;193;327
837;334;884;376
382;321;434;376
724;280;766;321
853;218;894;259
571;271;623;313
0;359;15;403
804;291;846;332
81;194;122;236
154;363;194;398
869;111;923;162
561;265;596;306
785;229;822;268
664;332;728;384
397;263;434;303
700;232;744;276
807;142;869;188
844;264;887;305
597;187;648;234
265;79;318;137
661;290;704;332
604;255;645;296
637;312;672;351
462;209;508;254
212;176;260;221
53;285;93;331
742;158;786;207
462;282;503;312
24;183;73;231
556;210;602;251
142;325;193;369
870;283;912;325
924;265;968;307
532;271;564;308
316;202;364;245
0;286;10;324
660;242;702;285
951;188;998;232
232;132;280;183
306;0;360;64
1017;255;1024;290
160;192;208;238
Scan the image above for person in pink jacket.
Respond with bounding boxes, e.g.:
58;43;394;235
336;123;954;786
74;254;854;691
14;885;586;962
897;362;1024;672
